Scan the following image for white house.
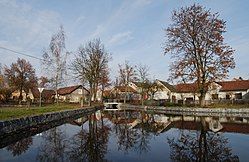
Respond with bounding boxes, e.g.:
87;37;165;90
152;79;249;104
57;85;89;103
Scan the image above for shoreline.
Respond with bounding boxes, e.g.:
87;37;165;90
120;104;249;117
0;106;101;137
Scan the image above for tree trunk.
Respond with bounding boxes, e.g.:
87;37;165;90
81;84;84;107
124;84;127;104
199;92;206;107
19;86;23;104
141;88;144;106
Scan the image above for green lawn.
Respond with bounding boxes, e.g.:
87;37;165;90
0;103;84;120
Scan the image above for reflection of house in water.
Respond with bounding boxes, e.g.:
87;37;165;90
101;111;249;135
149;115;249;134
103;111;141;126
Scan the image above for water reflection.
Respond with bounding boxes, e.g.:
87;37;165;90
167;118;239;162
1;110;249;161
6;137;33;156
67;114;111;162
37;127;68;162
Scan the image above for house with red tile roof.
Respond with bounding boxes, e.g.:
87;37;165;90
29;88;55;103
109;85;139;101
217;80;249;100
153;79;249;104
57;85;89;103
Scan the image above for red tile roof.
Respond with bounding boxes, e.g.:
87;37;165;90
58;85;88;95
218;80;249;92
31;88;55;99
175;83;198;93
172;121;249;134
114;86;137;93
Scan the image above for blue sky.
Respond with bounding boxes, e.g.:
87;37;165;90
0;0;248;84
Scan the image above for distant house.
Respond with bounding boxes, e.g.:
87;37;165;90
154;79;176;101
217;80;249;100
11;88;55;103
110;85;139;101
57;85;89;103
29;88;55;103
152;79;249;104
11;89;25;101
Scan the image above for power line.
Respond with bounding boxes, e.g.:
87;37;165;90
0;46;44;61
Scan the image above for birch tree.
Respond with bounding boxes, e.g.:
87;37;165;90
164;4;235;106
42;26;68;104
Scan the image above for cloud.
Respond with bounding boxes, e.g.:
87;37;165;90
89;0;151;38
0;0;61;73
108;31;133;45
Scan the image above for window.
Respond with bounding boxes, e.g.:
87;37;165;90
212;94;218;100
235;93;242;99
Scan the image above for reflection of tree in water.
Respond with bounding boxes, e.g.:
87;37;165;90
67;115;111;162
167;119;239;162
134;127;152;155
36;127;68;162
114;111;152;155
116;123;138;153
6;137;33;156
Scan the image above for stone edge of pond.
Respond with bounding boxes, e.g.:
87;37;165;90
120;104;249;117
0;106;102;137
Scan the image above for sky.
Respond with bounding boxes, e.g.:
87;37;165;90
0;0;249;85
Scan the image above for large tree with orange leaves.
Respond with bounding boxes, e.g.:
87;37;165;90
164;4;235;106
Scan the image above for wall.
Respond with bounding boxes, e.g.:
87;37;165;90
0;106;101;137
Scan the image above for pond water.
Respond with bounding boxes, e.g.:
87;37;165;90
0;110;249;162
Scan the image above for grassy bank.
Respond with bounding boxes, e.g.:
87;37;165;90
0;103;84;120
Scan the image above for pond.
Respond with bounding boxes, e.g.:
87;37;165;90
0;110;249;162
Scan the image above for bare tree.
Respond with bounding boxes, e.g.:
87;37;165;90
42;25;68;104
4;58;37;102
71;39;111;105
118;61;136;104
136;64;150;105
164;4;235;106
99;66;111;102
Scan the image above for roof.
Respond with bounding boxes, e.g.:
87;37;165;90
175;83;198;93
217;80;249;92
58;85;89;95
31;88;55;99
172;121;249;134
114;86;137;93
157;80;176;92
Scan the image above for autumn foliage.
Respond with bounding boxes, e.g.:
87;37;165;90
164;4;235;106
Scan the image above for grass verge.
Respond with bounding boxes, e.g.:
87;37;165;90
0;103;83;121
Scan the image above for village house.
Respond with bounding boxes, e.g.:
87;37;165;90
57;85;89;103
153;79;249;104
109;85;139;102
153;79;176;102
216;80;249;100
11;88;55;103
29;88;55;103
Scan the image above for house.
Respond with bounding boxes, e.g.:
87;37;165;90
57;85;89;103
29;88;55;103
110;85;139;101
217;80;249;100
11;89;27;101
154;79;176;101
153;79;249;104
10;88;55;103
